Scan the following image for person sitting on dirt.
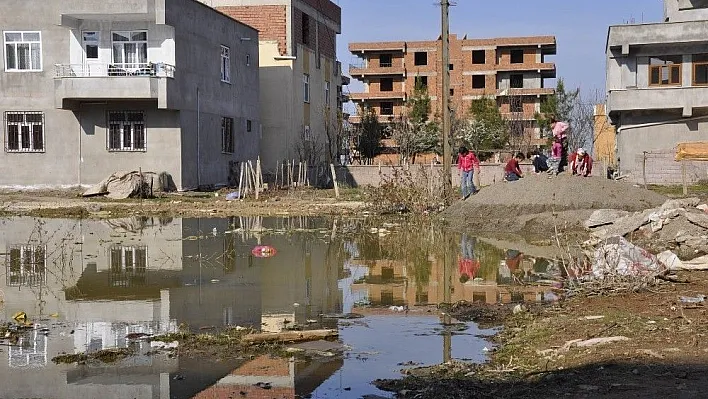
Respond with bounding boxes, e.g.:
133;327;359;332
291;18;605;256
457;146;480;199
569;147;593;177
504;152;525;181
531;151;549;174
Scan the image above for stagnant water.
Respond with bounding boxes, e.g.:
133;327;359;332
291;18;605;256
0;216;560;399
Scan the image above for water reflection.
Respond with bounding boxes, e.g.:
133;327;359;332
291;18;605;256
0;216;557;399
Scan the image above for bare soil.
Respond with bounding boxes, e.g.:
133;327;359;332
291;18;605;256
443;175;668;241
376;271;708;398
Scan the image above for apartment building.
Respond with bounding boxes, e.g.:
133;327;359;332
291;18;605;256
348;34;556;146
606;0;708;183
0;0;261;190
204;0;345;174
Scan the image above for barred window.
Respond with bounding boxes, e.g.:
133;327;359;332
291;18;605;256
109;245;147;288
5;111;44;152
107;111;145;151
222;117;234;153
7;245;46;287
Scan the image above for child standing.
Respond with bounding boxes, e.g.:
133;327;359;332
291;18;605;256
548;117;569;175
457;146;480;199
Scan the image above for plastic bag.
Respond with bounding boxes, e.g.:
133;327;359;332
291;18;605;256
592;236;664;278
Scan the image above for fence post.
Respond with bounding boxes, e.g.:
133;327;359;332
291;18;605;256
642;151;648;189
330;163;340;199
682;160;688;196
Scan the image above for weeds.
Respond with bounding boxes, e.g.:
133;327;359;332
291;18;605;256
365;164;454;214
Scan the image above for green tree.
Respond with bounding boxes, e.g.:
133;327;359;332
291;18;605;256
456;97;508;158
391;82;440;164
535;78;580;136
356;106;382;164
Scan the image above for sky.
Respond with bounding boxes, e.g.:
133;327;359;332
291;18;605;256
332;0;663;99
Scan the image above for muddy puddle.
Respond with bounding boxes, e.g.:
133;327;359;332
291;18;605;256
0;216;561;398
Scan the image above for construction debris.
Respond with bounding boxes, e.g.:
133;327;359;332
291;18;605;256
592;236;665;278
83;170;156;199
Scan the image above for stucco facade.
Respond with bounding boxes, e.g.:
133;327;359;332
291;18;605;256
209;0;344;174
0;0;261;190
606;0;708;183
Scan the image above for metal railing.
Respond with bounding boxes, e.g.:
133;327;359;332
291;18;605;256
54;63;175;78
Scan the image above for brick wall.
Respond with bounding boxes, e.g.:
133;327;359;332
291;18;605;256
218;5;287;56
637;151;707;185
300;0;341;25
294;7;337;59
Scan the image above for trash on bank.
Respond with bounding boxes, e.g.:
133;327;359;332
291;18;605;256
150;340;179;349
12;311;29;325
83;170;157;199
592;236;665;278
225;191;241;201
679;295;706;303
251;245;277;258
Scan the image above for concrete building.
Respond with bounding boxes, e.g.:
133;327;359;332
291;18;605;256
348;35;557;146
0;0;261;190
606;0;708;183
203;0;345;175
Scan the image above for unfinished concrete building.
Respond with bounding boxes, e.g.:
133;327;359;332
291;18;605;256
348;35;556;147
606;0;708;183
0;0;261;190
204;0;346;174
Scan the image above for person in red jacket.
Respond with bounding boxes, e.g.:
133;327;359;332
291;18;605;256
457;146;480;199
504;152;525;181
569;148;593;177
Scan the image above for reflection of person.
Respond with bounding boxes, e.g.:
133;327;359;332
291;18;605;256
457;146;480;199
505;249;523;275
569;148;593;177
459;234;480;283
504;153;525;181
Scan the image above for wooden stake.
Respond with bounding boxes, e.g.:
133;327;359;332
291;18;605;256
642;151;647;189
682;160;688;196
330;163;339;199
238;162;244;198
304;161;309;186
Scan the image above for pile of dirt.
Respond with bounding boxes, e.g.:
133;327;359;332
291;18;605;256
443;175;667;236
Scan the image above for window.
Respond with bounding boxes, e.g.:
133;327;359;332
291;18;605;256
472;50;485;64
449;63;454;71
510;49;524;64
510;98;523;113
380;102;394;116
302;13;310;45
4;31;42;71
510;74;524;89
221;45;231;83
693;54;708;85
246;119;252;133
304;125;312;141
303;73;310;103
82;31;99;60
5;111;44;152
7;245;45;287
415;76;428;89
414;51;427;66
221;117;234;153
325;80;331;103
111;31;147;69
450;88;455;96
379;53;392;67
380;78;393;92
109;245;147;288
108;111;146;151
472;75;485;89
649;56;682;86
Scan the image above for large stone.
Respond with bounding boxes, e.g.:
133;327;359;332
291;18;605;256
584;209;630;229
591;209;654;239
686;212;708;230
661;198;701;211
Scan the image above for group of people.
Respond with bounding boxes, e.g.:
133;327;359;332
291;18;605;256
503;117;593;182
457;117;594;197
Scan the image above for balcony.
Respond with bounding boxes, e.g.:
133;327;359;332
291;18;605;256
53;63;175;109
497;88;554;97
349;42;406;53
349;91;406;101
349;63;405;77
607;86;708;115
495;62;556;77
608;20;708;51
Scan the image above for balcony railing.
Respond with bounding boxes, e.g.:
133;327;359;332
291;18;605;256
54;63;175;78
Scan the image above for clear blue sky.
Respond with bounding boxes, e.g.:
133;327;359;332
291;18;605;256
333;0;662;97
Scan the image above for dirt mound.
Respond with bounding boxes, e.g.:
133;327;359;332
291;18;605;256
443;175;667;236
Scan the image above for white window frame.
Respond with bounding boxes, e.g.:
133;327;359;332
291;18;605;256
111;30;148;71
4;31;42;72
6;244;46;287
303;73;310;103
82;31;100;61
221;45;231;83
222;116;234;153
5;111;44;153
325;80;331;105
107;111;146;152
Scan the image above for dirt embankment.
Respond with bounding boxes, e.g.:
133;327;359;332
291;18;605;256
442;175;668;241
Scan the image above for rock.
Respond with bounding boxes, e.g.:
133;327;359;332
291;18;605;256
661;198;700;211
560;336;630;353
697;204;708;213
658;250;684;270
584;209;630;229
686;212;708;230
592;209;653;239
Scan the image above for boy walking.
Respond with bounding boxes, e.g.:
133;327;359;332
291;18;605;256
458;146;480;199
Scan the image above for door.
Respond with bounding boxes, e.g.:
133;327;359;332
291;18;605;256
82;31;101;76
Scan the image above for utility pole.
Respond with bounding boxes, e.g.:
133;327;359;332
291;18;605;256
440;0;452;203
